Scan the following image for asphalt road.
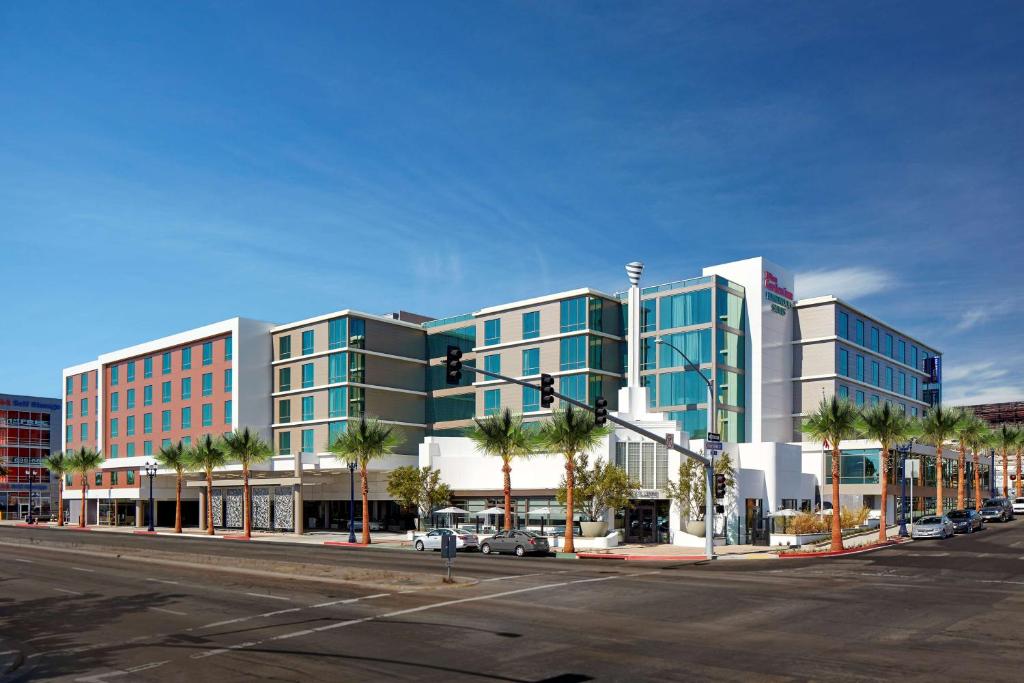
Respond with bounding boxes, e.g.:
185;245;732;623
2;521;1023;682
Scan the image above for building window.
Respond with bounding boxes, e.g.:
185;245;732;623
66;424;73;443
523;386;540;413
202;373;213;397
110;418;119;437
659;289;712;329
126;388;135;409
66;376;73;395
871;394;879;406
329;318;348;350
837;311;849;339
328;353;346;384
109;463;119;477
202;341;213;366
560;297;587;333
328;387;347;418
870;327;879;352
329;421;346;445
110;364;119;386
181;377;192;400
349;353;365;384
910;345;918;370
838;349;849;377
522;348;540;376
855;355;864;382
162;352;172;375
483;388;500;416
66;401;73;419
559;374;586;404
855;320;864;346
658;329;711;367
127;415;136;436
302;363;314;389
181;407;192;429
911;406;918;417
349;386;365;418
279;400;291;424
144;357;153;378
81;373;88;392
225;336;232;361
484;319;501;346
589;337;603;370
225;400;232;425
641;299;657;332
898;372;906;395
279;336;292;360
110;392;119;412
302;396;314;421
885;333;893;358
143;441;152;456
301;429;314;453
182;347;192;370
162;381;171;403
484;354;501;376
559;335;586;371
522;311;540;340
202;403;213;427
81;397;88;417
838;385;849;399
279;367;291;392
95;472;103;486
349;318;366;349
885;366;893;391
897;340;906;364
161;438;171;448
224;368;232;392
302;330;314;356
162;410;171;432
143;413;152;434
910;376;918;400
871;361;879;387
658;371;706;406
81;423;88;440
279;431;291;455
855;390;865;406
127;443;136;457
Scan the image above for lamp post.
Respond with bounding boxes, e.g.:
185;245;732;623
896;438;916;537
144;462;158;532
26;468;38;524
347;458;357;543
990;448;997;499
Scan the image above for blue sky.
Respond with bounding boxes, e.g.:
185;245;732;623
1;2;1021;404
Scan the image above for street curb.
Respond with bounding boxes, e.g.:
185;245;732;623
223;535;252;541
132;530;158;536
324;541;370;547
779;538;910;558
576;552;708;561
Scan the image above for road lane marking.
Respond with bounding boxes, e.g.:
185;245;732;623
145;578;180;585
244;592;291;601
72;567;96;573
14;558;33;563
150;607;188;616
259;607;302;618
55;588;83;595
481;572;545;582
0;649;18;655
75;660;170;682
312;593;390;608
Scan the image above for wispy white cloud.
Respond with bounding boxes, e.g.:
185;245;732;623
943;361;1008;384
945;385;1024;406
794;266;895;300
953;308;990;332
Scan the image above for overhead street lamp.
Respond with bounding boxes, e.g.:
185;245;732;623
896;438;916;537
144;462;158;532
347;458;357;544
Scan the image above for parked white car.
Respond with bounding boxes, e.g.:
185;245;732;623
414;528;479;552
1013;497;1024;515
911;515;955;540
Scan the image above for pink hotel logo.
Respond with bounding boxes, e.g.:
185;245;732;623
763;271;793;301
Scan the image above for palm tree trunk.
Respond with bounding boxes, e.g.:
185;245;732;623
57;479;64;527
879;446;889;543
502;459;512;532
830;446;842;550
935;446;944;516
243;464;251;539
1002;448;1009;497
564;455;575;554
957;444;966;510
1016;449;1023;498
360;463;370;545
973;451;981;511
206;472;215;535
80;474;87;527
174;473;182;533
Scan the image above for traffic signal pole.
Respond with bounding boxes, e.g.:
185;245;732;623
445;346;715;560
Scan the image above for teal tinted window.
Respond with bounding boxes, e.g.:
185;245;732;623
110;418;118;437
66;401;72;419
66;424;72;442
144;357;153;378
522;311;540;339
328;387;347;418
349;353;365;383
522;386;540;413
181;406;192;429
302;363;314;388
126;443;135;457
302;396;314;421
127;415;135;436
427;326;475;358
160;439;171;449
659;371;707;406
667;410;708;440
559;374;586;404
279;336;292;360
589;337;603;371
110;392;119;412
897;340;906;364
641;299;657;332
202;373;212;397
143;441;153;456
126;388;135;409
640;337;656;371
328;421;346;445
302;330;315;355
202;342;213;366
588;375;603;405
484;319;501;346
871;361;879;386
658;329;711;367
80;423;88;440
224;336;232;360
717;329;744;369
870;327;879;352
855;320;864;346
66;376;73;395
837;312;849;339
278;431;291;455
81;373;88;392
588;298;603;332
856;390;865;406
110;365;119;386
560;297;587;333
127;360;135;382
302;429;314;453
716;289;744;329
162;352;171;374
660;289;711;329
80;397;88;416
181;377;191;399
715;369;744;408
182;347;192;370
224;368;232;392
885;366;893;390
278;367;291;391
328;353;346;384
484;354;501;375
202;403;213;427
910;345;918;369
559;335;586;371
329;318;348;350
162;410;171;432
838;349;849;376
871;394;880;406
225;400;232;425
427;394;474;422
349;386;365;417
143;413;152;434
162;381;171;403
483;388;500;416
348;318;365;349
278;400;291;423
855;355;864;381
910;376;917;400
885;333;893;357
898;372;906;395
838;385;849;399
522;348;540;376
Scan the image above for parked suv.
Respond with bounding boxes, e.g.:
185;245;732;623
1013;497;1024;515
980;497;1015;523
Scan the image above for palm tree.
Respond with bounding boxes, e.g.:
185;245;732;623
42;452;72;527
919;406;962;516
222;428;274;539
953;411;986;511
156;441;189;533
328;417;402;544
993;423;1018;498
803;396;860;551
466;408;537;531
537;406;612;554
67;447;103;527
187;434;227;535
857;403;916;543
1015;428;1024;499
970;424;993;511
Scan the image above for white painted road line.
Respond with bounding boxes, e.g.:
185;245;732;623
14;558;34;563
55;588;83;595
244;592;291;601
259;607;302;618
0;649;19;656
312;593;390;608
145;578;180;585
481;572;545;582
72;567;96;573
150;607;188;616
75;660;170;682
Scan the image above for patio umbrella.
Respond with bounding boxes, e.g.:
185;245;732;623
475;506;506;516
769;509;799;517
526;507;552;534
434;506;468;529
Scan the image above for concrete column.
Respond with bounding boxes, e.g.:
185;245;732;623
199;489;207;531
135;500;144;528
293;451;304;535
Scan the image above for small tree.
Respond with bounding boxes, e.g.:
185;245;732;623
42;452;71;526
155;440;189;533
186;434;227;535
328;417;403;544
222;427;273;539
556;454;640;523
386;465;452;530
665;451;736;522
68;448;103;527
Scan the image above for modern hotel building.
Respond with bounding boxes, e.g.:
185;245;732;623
1;392;62;520
60;256;970;542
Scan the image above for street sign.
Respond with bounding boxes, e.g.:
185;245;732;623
665;433;674;451
441;533;457;583
707;432;721;442
706;438;723;454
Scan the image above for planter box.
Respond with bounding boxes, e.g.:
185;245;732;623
770;532;829;547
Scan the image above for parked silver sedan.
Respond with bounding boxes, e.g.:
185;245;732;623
414;528;479;552
911;515;955;539
480;530;551;557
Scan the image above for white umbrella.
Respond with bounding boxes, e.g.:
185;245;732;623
769;509;800;517
815;509;834;516
435;507;468;514
526;507;551;516
475;507;506;516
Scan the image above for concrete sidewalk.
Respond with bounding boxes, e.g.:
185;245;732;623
577;541;778;560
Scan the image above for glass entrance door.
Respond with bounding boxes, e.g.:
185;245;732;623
626;502;656;543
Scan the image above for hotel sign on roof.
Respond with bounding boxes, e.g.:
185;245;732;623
763;271;793;316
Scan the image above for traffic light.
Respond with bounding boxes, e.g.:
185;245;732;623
594;396;608;426
714;473;726;500
540;373;555;408
445;345;463;385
